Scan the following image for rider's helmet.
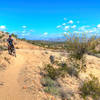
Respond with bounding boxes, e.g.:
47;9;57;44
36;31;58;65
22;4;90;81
9;35;12;38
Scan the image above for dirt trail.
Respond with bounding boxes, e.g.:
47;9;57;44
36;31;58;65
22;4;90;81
0;50;35;100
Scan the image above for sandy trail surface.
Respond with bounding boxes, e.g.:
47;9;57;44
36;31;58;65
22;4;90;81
0;49;38;100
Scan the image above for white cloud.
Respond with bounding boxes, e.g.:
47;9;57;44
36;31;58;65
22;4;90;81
68;20;73;24
73;31;82;34
56;25;61;28
65;26;69;30
71;25;76;28
0;25;6;29
22;30;26;33
22;26;27;28
43;32;48;36
79;26;90;30
64;32;67;34
62;23;66;26
22;34;25;36
30;29;35;32
97;24;100;28
89;30;93;33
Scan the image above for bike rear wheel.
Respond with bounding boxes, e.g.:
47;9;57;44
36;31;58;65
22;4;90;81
8;46;16;57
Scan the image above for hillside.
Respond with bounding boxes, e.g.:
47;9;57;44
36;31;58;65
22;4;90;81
0;31;100;100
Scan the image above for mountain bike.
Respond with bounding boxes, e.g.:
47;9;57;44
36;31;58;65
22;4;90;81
8;45;16;57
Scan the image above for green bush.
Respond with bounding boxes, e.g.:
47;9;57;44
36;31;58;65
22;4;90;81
44;63;70;79
80;74;100;100
64;33;88;75
67;65;79;77
41;76;74;99
11;33;18;38
66;40;87;63
87;36;99;51
20;38;26;41
0;45;8;51
42;64;76;99
0;34;5;39
57;63;69;77
5;32;9;34
41;76;60;96
44;64;60;80
57;62;79;77
45;62;79;78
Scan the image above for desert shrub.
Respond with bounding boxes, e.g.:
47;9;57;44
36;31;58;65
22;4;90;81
94;53;100;58
44;64;60;80
42;64;76;99
87;36;99;50
41;76;74;99
5;32;9;34
0;45;8;51
67;65;79;77
41;76;60;96
0;34;5;39
48;60;79;77
44;63;70;79
65;36;87;60
80;74;100;100
58;62;79;77
11;33;18;38
54;60;61;65
64;33;88;75
60;89;74;100
20;38;26;41
57;62;70;77
57;62;67;67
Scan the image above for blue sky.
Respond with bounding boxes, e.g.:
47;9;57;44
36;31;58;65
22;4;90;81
0;0;100;40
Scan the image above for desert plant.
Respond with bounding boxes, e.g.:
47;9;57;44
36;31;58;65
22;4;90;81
11;33;18;38
64;33;88;75
44;63;70;79
41;76;60;96
5;32;9;34
0;45;8;51
57;61;79;77
80;74;100;100
0;34;5;39
60;89;74;100
57;62;70;77
87;36;99;50
44;64;60;80
41;75;74;100
20;38;26;41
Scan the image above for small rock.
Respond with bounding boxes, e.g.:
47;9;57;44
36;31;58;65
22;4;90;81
45;51;48;54
23;85;27;89
0;82;4;86
50;55;55;64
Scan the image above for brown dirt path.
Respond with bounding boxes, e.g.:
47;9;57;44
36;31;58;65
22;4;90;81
0;50;35;100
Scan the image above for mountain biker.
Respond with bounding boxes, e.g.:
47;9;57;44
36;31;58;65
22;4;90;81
7;35;14;53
